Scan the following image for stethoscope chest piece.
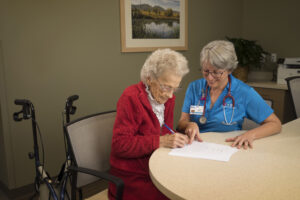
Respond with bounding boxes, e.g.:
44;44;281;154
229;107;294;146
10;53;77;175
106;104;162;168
199;116;207;124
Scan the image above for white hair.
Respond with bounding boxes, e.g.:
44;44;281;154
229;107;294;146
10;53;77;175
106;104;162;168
140;48;189;83
200;40;238;71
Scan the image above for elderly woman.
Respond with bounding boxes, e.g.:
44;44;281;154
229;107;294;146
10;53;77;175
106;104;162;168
177;40;281;149
109;48;189;200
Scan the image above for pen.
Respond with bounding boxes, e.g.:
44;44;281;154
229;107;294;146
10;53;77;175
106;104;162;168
163;124;175;134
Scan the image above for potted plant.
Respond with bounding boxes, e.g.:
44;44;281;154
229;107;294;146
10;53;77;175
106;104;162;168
226;37;269;82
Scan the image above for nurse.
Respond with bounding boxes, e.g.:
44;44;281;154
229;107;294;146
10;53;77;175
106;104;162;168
177;40;282;149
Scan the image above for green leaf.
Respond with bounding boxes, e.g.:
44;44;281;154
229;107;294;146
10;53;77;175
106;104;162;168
226;37;269;68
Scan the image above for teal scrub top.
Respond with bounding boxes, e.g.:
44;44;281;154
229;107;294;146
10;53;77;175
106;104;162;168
182;75;273;133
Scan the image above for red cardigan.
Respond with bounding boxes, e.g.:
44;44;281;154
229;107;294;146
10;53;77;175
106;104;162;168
110;81;175;175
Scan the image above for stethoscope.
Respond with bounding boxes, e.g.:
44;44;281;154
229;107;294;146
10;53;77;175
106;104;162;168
199;75;236;125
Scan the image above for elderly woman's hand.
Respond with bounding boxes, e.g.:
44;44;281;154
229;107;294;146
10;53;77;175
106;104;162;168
226;132;255;149
159;133;189;148
185;122;203;144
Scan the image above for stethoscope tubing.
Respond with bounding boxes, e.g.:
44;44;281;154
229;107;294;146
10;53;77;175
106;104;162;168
200;75;235;125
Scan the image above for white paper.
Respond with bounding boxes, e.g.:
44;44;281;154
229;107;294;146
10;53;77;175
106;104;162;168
169;141;238;162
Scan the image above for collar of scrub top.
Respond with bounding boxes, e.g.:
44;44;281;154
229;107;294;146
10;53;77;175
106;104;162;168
199;75;234;121
201;75;234;106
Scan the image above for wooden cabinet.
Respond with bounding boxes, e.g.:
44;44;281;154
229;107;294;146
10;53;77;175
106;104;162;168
247;82;296;124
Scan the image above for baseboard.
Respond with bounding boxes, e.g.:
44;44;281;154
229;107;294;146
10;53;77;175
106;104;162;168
0;180;35;200
82;179;109;198
0;178;108;199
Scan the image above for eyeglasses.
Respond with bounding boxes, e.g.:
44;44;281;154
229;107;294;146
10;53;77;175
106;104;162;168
156;78;181;93
202;69;225;79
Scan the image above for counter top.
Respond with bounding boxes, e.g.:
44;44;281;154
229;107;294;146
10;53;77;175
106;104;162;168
247;81;288;90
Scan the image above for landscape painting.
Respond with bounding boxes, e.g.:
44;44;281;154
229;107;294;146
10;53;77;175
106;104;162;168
131;0;180;39
120;0;187;52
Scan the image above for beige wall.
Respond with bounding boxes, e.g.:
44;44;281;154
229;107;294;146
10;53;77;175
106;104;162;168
4;0;291;189
0;41;10;188
242;0;300;57
2;0;299;191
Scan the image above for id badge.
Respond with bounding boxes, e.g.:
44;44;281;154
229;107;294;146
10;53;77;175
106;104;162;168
190;105;204;115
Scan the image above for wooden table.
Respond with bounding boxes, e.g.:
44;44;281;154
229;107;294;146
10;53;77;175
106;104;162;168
149;119;300;200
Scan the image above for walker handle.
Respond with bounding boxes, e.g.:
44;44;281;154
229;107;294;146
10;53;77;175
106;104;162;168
67;95;79;103
13;99;32;121
66;95;79;115
15;99;31;106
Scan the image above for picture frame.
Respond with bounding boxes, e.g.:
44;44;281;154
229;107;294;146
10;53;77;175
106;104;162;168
120;0;188;52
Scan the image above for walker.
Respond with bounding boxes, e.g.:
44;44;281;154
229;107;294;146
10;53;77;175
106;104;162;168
13;95;79;200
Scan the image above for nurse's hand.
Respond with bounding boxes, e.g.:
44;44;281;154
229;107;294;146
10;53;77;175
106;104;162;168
225;132;254;149
185;122;203;144
159;133;189;148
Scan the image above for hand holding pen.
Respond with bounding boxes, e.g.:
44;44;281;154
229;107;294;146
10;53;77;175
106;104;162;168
159;124;189;148
163;124;175;134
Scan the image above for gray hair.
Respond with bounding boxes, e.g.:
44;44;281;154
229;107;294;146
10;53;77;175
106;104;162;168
140;48;189;83
200;40;238;71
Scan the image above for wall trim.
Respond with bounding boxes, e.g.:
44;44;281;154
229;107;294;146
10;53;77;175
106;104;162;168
0;180;34;199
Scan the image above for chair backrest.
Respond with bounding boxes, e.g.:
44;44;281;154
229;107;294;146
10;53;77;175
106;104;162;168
242;100;272;130
65;111;116;188
286;76;300;118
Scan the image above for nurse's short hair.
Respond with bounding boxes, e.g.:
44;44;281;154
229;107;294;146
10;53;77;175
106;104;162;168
200;40;238;72
140;48;189;83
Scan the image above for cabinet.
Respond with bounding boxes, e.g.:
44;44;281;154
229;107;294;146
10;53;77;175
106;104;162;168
247;82;296;124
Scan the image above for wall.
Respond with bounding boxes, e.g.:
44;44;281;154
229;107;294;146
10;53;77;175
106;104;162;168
242;0;300;58
0;41;10;189
0;0;242;189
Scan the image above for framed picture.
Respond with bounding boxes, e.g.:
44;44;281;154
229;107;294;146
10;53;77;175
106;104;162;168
120;0;188;52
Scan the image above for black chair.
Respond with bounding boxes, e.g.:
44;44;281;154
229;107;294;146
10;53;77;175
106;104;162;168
64;111;124;200
286;76;300;118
